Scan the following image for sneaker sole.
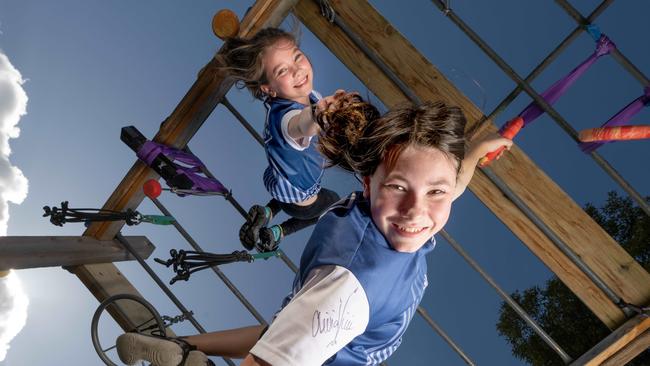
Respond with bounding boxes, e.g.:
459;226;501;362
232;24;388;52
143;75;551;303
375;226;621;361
116;333;183;366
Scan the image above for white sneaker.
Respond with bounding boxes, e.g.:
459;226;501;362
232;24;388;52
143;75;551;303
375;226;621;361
116;333;209;366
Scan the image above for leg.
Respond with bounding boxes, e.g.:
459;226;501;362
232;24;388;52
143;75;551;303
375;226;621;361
279;188;340;220
258;189;340;250
258;217;318;251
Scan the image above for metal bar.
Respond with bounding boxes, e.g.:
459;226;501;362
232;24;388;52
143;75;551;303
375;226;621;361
554;0;650;86
610;49;650;86
472;0;613;137
416;307;476;365
440;229;572;363
114;234;236;366
149;197;268;325
430;0;650;217
222;97;265;147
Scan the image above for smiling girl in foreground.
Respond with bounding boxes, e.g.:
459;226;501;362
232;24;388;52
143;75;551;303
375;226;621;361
116;98;511;365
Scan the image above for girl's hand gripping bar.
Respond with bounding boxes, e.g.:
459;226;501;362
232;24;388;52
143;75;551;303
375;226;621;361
478;116;524;167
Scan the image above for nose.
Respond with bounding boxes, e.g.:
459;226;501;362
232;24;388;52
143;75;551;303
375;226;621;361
399;191;425;219
293;65;305;79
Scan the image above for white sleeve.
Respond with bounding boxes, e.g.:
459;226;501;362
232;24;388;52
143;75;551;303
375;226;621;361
250;265;370;366
280;109;313;150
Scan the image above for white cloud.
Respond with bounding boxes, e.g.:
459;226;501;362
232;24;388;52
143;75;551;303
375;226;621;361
0;51;30;361
0;271;29;360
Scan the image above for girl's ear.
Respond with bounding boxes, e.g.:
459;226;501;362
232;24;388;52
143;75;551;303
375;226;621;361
260;85;271;96
362;176;371;199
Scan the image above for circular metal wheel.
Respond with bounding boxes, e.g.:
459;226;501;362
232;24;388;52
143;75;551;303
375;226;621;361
91;294;166;366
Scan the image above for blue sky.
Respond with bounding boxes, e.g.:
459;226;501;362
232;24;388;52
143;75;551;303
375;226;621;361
0;1;648;365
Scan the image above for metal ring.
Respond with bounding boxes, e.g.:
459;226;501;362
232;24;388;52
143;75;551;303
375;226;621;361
91;294;166;366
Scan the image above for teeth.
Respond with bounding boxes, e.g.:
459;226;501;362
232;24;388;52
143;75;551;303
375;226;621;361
397;225;424;233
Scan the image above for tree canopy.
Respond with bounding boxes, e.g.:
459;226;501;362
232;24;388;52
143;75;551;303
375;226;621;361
496;192;650;365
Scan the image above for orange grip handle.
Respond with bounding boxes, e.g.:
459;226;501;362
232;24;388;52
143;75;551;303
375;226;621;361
478;116;524;167
579;125;650;142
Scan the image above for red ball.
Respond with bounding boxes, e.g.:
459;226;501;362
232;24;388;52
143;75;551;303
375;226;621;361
143;179;162;199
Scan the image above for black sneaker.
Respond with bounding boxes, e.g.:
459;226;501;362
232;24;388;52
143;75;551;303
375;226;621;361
239;205;269;250
258;227;281;252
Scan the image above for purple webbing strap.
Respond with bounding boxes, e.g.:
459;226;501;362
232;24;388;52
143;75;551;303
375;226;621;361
501;35;616;134
136;141;228;194
579;86;650;152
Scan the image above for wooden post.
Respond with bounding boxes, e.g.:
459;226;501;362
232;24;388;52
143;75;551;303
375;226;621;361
571;315;650;365
601;330;650;365
293;0;650;328
67;0;299;332
0;236;154;270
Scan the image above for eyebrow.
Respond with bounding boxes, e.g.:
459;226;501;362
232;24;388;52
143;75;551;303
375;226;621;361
271;47;300;76
386;173;454;187
271;63;286;77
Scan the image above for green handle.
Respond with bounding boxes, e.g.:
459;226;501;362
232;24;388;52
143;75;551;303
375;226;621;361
141;215;176;225
252;251;279;260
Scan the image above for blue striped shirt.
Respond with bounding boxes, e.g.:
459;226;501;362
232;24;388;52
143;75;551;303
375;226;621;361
262;92;325;203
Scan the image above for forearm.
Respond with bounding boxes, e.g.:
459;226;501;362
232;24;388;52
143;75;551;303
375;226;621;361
242;353;272;366
454;134;513;200
453;149;482;200
287;107;319;140
182;325;266;359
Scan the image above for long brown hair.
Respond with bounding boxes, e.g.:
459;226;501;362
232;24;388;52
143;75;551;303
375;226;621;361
216;28;298;100
318;98;466;177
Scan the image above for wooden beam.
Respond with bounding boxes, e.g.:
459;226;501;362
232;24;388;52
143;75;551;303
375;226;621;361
293;0;650;328
571;314;650;365
67;0;298;331
0;236;154;270
602;330;650;366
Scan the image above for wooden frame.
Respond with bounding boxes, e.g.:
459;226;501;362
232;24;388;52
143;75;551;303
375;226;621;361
0;236;154;270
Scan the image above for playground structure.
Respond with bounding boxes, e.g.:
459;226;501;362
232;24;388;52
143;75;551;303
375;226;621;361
1;1;648;364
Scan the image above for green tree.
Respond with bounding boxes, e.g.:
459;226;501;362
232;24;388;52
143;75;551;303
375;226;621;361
496;192;650;365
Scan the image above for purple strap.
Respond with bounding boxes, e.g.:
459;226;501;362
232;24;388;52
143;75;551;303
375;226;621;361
579;86;650;152
503;35;616;133
137;141;228;194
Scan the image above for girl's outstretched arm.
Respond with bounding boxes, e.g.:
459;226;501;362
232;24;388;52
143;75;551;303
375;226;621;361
286;90;346;141
453;134;513;200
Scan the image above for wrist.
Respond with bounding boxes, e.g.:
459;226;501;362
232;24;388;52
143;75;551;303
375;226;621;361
311;103;327;130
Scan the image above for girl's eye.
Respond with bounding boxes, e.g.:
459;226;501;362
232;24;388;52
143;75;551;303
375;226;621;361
295;53;302;61
428;189;445;196
277;68;288;76
386;184;405;192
